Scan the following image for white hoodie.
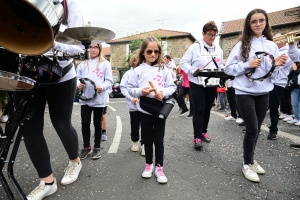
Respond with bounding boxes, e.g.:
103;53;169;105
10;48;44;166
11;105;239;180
224;36;280;95
76;58;113;107
180;39;224;86
127;62;176;115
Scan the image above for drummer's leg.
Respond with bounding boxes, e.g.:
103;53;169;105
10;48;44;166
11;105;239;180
21;85;52;180
46;77;79;163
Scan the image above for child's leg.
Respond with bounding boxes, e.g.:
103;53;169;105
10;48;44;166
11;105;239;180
153;118;166;166
93;107;104;148
140;113;154;164
130;111;140;142
102;106;107;134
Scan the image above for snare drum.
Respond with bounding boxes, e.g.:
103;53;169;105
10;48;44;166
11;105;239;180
0;70;35;91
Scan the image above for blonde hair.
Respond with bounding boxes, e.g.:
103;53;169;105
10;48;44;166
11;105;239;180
129;49;140;68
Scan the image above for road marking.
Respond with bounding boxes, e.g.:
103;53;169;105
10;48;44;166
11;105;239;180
107;105;116;111
108;116;122;153
109;101;127;103
211;111;300;142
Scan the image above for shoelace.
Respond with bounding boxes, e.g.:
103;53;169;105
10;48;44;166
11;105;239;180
156;165;165;176
64;163;77;177
145;164;152;172
193;138;201;144
27;184;45;197
202;133;209;139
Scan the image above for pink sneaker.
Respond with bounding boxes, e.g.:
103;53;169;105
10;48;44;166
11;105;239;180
155;164;168;183
193;138;203;149
142;163;154;178
202;132;211;143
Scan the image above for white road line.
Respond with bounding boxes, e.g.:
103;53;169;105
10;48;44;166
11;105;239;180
211;110;300;141
107;105;116;111
108;116;122;153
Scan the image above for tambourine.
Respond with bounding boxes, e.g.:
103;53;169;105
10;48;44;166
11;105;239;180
76;78;97;101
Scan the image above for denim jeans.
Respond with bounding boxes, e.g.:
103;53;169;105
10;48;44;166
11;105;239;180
189;82;216;138
236;94;269;165
22;78;79;178
219;92;226;109
291;88;300;120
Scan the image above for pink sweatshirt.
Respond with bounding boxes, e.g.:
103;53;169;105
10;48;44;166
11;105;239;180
179;68;190;88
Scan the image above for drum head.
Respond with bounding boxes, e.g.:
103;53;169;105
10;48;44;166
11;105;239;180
0;0;56;55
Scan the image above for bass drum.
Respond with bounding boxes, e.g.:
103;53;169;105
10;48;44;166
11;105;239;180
0;0;63;56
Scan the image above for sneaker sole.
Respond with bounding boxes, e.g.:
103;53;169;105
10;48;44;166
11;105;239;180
155;176;168;183
91;155;101;160
142;173;152;178
267;137;277;140
290;147;300;150
131;148;139;152
242;171;260;182
61;165;82;185
79;150;92;160
41;185;57;199
194;145;203;150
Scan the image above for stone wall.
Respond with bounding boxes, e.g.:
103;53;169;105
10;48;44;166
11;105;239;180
110;43;128;69
165;37;194;60
220;24;300;59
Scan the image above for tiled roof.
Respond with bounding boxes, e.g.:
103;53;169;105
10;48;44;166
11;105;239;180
102;46;110;55
220;7;300;35
107;28;196;44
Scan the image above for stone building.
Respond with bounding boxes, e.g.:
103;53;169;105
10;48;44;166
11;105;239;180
219;7;300;59
106;29;196;81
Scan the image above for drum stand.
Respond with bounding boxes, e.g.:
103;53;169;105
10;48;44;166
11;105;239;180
0;84;38;199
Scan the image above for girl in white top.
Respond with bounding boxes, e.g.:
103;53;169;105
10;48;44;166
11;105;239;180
180;21;223;149
76;42;113;160
127;36;176;183
120;49;145;155
224;8;287;183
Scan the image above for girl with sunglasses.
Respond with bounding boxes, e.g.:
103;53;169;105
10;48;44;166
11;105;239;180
180;21;224;149
120;49;145;156
224;8;287;183
76;42;113;160
127;36;176;183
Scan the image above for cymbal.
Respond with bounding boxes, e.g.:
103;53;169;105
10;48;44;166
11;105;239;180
55;33;80;45
63;27;116;43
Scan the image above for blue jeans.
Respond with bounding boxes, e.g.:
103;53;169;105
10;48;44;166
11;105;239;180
291;88;300;120
219;92;226;109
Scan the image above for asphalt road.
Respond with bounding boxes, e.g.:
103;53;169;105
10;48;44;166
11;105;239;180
0;97;299;200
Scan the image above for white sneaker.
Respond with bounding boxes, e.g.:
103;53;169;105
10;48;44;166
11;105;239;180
27;178;57;200
142;163;154;178
242;164;260;182
61;161;82;185
295;121;300;126
141;144;145;156
236;118;244;124
131;141;139;152
287;119;298;124
1;115;8;123
155;165;168;183
279;113;287;119
283;115;293;121
252;160;266;174
224;115;235;121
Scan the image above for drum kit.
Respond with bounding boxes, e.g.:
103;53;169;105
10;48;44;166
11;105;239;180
0;1;116;199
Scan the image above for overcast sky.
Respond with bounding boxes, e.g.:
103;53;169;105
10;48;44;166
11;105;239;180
77;0;299;44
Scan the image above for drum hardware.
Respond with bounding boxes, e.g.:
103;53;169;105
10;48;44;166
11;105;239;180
245;51;276;82
62;27;116;60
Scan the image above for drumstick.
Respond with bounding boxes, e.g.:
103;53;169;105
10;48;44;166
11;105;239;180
148;80;158;94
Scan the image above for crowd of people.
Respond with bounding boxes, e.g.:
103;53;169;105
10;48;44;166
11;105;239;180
0;1;300;199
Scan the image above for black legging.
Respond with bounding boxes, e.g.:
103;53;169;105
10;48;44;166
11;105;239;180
22;77;79;178
236;94;268;165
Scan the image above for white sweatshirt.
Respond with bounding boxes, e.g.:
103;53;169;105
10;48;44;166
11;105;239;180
127;62;176;115
224;36;280;95
180;39;224;86
120;68;139;112
76;58;113;107
46;0;84;83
